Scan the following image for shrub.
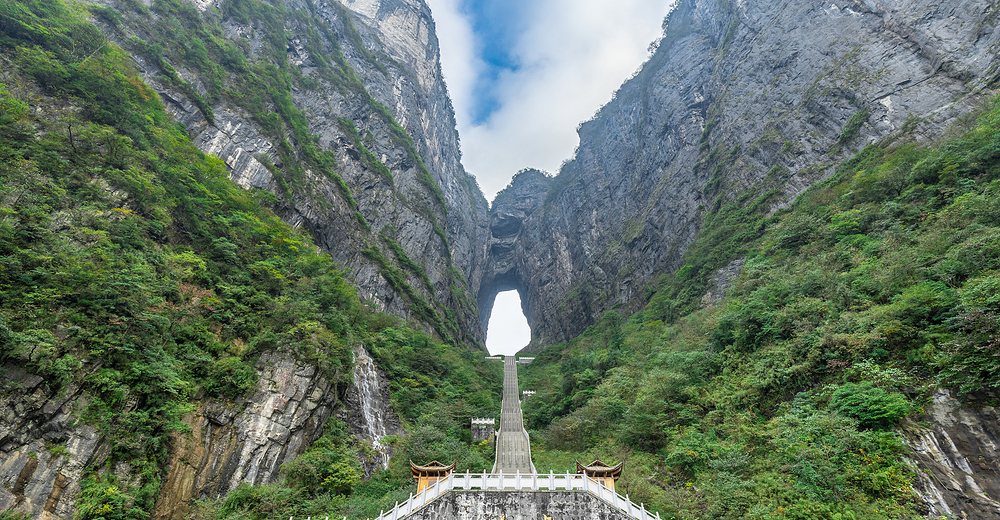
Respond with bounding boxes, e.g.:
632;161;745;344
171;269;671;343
829;382;910;430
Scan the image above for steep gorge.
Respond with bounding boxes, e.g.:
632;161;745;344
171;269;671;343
5;0;1000;517
481;0;1000;350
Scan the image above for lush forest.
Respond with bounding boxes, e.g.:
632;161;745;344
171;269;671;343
0;1;498;519
521;100;1000;518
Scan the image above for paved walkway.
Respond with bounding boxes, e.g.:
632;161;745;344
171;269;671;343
492;357;536;474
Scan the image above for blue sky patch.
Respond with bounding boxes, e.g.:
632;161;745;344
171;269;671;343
462;0;530;122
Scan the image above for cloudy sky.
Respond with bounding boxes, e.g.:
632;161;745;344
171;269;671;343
424;0;675;354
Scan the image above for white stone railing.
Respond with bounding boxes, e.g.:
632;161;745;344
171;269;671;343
369;472;661;520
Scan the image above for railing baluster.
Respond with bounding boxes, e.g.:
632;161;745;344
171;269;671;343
366;471;653;520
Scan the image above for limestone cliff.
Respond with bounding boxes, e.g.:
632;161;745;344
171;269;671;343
0;352;343;520
905;390;1000;518
481;0;1000;350
0;0;462;517
93;0;490;348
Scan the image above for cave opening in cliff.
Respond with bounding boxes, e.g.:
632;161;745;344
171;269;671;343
485;290;531;356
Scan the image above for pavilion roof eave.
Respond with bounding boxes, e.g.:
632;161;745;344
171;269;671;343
410;460;457;475
576;459;624;477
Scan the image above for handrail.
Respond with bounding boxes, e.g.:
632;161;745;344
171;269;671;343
367;472;660;520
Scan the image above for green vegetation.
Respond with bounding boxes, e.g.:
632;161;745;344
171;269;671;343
382;229;435;294
0;2;497;519
522;97;1000;518
838;109;870;145
99;0;463;340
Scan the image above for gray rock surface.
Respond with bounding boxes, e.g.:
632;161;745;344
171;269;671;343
478;169;551;337
0;352;346;520
154;351;340;520
903;389;1000;518
0;347;403;520
479;0;1000;350
0;365;106;520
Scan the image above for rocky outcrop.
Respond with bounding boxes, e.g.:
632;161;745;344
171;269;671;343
154;351;341;520
478;169;551;336
480;0;1000;350
0;342;411;520
0;353;345;520
904;389;1000;518
0;364;105;520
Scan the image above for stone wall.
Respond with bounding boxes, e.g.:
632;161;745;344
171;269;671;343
403;490;635;520
471;418;496;443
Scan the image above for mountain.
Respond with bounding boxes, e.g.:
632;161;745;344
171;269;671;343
4;0;1000;517
483;0;1000;350
96;0;490;348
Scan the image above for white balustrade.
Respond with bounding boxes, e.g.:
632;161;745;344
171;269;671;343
359;471;659;520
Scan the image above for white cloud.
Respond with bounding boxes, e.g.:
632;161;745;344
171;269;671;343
427;0;674;200
485;290;530;355
424;0;483;120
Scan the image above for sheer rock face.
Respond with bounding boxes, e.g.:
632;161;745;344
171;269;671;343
481;0;1000;350
904;390;1000;518
0;364;105;520
154;352;341;520
478;169;551;337
113;0;490;348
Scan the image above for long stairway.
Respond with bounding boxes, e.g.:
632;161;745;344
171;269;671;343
368;355;661;519
491;356;535;474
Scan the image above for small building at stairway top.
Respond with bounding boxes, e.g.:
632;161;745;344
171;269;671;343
411;460;456;493
471;417;496;443
577;460;624;492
